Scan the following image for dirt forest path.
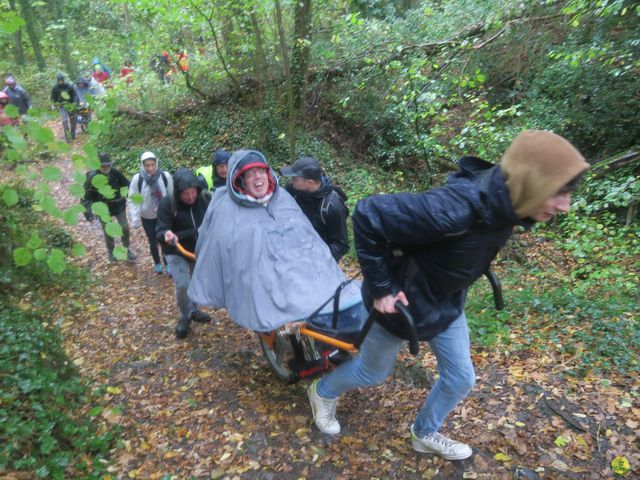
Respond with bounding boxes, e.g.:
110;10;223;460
47;127;637;480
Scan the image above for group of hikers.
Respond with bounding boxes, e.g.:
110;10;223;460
82;130;589;461
50;59;131;142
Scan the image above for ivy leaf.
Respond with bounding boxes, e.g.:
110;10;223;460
130;193;144;205
69;183;85;198
4;104;19;118
120;186;129;198
26;233;43;249
27;123;55;144
62;204;86;225
105;222;123;238
2;188;19;206
13;247;33;266
42;166;62;182
84;144;100;169
47;249;66;274
0;11;26;34
113;246;128;260
71;243;87;257
33;248;47;261
91;202;109;218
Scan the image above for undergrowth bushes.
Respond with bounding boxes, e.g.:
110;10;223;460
0;186;116;478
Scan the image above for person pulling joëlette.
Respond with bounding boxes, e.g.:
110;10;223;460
306;130;589;461
156;168;212;339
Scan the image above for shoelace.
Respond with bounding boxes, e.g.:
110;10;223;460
428;432;457;450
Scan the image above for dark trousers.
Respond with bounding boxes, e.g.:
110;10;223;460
99;210;130;254
141;217;161;264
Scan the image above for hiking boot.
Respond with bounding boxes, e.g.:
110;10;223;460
410;425;472;460
154;263;163;274
108;252;117;262
308;379;340;435
175;317;190;339
190;310;211;323
127;250;137;262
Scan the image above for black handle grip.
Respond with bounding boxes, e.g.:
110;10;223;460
394;301;420;356
485;269;504;311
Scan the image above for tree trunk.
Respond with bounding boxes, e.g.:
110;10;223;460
291;0;312;115
16;0;45;71
50;0;76;77
273;0;296;160
8;0;25;67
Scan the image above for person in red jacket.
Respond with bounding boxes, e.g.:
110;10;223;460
120;59;135;84
92;64;110;84
0;91;19;126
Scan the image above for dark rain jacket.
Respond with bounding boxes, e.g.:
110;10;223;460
3;86;31;114
354;156;529;341
156;168;210;260
82;168;129;216
50;81;78;107
286;178;350;261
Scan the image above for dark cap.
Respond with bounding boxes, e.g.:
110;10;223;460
280;157;322;180
99;152;113;166
212;150;232;166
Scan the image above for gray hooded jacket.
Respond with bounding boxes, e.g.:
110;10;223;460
188;150;360;331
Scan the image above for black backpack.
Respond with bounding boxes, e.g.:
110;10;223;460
137;171;169;193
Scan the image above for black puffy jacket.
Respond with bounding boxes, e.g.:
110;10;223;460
286;177;350;261
156;168;210;260
354;156;529;341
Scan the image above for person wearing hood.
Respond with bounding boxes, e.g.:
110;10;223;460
3;76;31;115
156;168;212;339
50;73;78;142
305;131;590;458
281;156;350;262
188;150;362;334
128;151;174;274
196;149;231;191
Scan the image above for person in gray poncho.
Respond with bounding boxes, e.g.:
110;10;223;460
188;150;362;332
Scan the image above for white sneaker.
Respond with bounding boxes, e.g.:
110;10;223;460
410;425;472;460
308;379;340;435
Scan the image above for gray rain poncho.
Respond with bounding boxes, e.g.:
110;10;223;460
188;150;361;331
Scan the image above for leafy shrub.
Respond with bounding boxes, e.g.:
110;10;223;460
0;308;115;479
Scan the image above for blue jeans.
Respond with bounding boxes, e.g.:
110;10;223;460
317;312;475;436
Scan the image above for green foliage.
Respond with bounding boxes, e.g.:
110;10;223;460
0;186;116;477
0;306;115;478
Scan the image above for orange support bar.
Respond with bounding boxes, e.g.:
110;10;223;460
299;326;358;353
175;242;196;261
